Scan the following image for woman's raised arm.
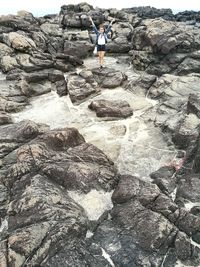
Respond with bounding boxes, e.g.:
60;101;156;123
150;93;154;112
105;18;115;34
89;16;98;35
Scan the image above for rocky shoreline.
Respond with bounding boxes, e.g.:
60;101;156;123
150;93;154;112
0;3;200;267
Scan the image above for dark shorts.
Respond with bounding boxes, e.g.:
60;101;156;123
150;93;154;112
97;44;106;52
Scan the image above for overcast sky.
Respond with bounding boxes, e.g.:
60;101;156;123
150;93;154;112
0;0;200;16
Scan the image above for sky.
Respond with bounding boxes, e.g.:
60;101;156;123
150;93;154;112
0;0;200;16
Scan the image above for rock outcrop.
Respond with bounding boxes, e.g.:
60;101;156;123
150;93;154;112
0;3;200;267
88;99;133;119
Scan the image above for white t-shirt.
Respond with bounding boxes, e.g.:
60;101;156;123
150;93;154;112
98;34;106;45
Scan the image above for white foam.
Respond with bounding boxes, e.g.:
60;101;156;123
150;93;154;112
175;260;188;267
12;56;178;179
0;71;6;81
184;201;200;212
68;189;113;221
101;247;115;267
190;237;200;249
86;230;94;238
170;187;177;201
0;218;8;233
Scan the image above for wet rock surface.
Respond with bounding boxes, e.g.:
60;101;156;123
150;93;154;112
91;175;200;266
67;72;99;104
0;121;119;266
0;3;200;267
91;67;127;88
88;99;133;119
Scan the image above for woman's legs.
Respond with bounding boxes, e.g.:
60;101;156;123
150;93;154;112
98;51;105;67
101;51;105;66
98;51;102;66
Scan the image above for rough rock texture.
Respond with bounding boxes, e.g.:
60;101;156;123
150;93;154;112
0;55;19;72
0;78;28;112
0;111;13;125
3;32;36;52
88;99;133;119
64;40;94;58
146;73;200;175
0;121;118;192
0;43;13;58
175;10;200;25
0;120;48;159
134;19;200;54
22;69;68;97
0;4;200;267
89;175;200;266
91;67;127;88
0;68;67;114
187;93;200;118
0;13;39;32
131;18;200;76
0;121;120;266
106;35;133;53
67;72;99;104
6;174;88;266
150;166;176;194
122;6;174;20
176;174;200;203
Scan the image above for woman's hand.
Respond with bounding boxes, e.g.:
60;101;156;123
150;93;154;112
111;18;115;24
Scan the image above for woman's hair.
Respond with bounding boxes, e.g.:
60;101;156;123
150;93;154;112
99;24;105;30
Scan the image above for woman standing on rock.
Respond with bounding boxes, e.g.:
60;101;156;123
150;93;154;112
89;16;115;69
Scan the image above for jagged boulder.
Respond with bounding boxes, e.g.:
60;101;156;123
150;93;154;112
88;99;133;119
91;67;127;88
3;32;36;52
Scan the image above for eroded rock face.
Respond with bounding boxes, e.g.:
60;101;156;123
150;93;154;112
176;174;200;204
1;122;118;192
0;111;13;125
106;175;200;266
22;68;68;97
146;74;200;175
0;121;120;266
64;40;94;58
0;55;19;72
0;120;48;159
150;166;176;194
0;5;200;267
90;175;200;266
0;68;68;114
131;18;200;76
7;174;88;266
88;99;133;119
123;6;174;20
175;10;200;25
3;32;36;52
0;13;39;32
91;67;127;88
142;19;200;54
106;36;132;53
67;73;99;104
0;43;13;58
187;93;200;118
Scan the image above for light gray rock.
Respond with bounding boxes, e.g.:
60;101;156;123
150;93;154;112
3;32;36;52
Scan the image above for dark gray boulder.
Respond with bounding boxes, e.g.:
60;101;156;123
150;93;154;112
88;99;133;119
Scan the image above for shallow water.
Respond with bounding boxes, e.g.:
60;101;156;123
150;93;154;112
0;71;5;80
11;55;178;220
68;189;113;221
13;56;176;177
